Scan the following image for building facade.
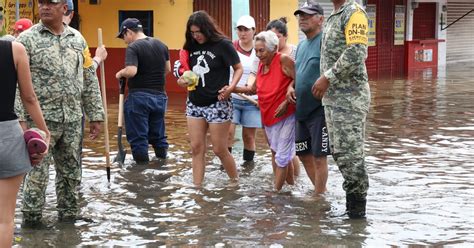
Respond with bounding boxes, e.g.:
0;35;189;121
2;0;472;89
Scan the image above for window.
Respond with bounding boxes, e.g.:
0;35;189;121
118;10;153;37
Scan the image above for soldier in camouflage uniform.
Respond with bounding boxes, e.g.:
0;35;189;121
16;0;104;224
312;0;370;218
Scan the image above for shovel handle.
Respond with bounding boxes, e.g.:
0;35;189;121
118;94;124;128
118;78;126;128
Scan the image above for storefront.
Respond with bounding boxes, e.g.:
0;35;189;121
446;0;474;64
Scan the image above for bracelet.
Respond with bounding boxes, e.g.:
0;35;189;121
92;57;101;69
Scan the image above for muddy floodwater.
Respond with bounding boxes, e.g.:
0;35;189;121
13;64;474;247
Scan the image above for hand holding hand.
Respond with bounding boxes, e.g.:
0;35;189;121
218;85;233;101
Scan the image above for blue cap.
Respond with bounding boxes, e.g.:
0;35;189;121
117;18;142;38
66;0;74;11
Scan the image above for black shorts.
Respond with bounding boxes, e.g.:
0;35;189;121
295;110;330;157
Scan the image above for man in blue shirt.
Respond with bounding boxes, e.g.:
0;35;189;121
287;2;329;194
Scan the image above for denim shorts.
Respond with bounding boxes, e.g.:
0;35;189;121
231;98;262;128
186;100;232;123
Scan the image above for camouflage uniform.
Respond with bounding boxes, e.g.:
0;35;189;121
320;0;370;217
16;22;104;221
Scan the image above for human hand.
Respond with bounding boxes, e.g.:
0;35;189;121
19;121;28;131
286;86;296;104
218;85;233;101
274;100;289;118
30;150;48;166
30;132;50;166
89;121;102;139
312;76;329;100
177;77;188;87
95;45;108;62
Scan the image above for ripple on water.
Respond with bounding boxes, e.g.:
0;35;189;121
13;71;474;246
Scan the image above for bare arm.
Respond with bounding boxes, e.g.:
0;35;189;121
234;73;256;94
281;54;296;104
115;65;138;79
165;60;171;75
14;42;50;144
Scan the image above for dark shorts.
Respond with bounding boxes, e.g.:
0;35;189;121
186;99;232;123
295;110;330;157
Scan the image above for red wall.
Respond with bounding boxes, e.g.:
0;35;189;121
365;0;407;79
413;3;436;40
92;48;185;93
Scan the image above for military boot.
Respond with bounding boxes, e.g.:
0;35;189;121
21;212;44;228
346;193;366;219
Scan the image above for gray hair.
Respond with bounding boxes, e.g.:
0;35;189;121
254;31;279;52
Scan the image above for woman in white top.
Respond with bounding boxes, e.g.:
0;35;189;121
228;15;261;163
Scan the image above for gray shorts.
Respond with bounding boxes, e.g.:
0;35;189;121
0;119;31;179
295;110;330;157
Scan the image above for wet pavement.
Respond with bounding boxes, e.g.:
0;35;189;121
13;64;474;247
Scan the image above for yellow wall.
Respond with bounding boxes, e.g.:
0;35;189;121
78;0;192;49
78;0;299;48
270;0;299;45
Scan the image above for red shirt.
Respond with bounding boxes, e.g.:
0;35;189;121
256;53;295;126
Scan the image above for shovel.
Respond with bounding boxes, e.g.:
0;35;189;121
113;77;127;166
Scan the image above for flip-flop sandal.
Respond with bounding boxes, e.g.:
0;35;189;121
27;137;47;154
24;128;45;143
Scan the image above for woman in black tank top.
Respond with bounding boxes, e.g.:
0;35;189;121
0;40;50;247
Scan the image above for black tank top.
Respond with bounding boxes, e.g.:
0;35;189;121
0;40;18;121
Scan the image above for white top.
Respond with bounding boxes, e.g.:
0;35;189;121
230;44;258;100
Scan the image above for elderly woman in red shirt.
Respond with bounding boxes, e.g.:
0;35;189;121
241;30;296;191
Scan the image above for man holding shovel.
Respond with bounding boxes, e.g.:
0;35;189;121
116;18;171;164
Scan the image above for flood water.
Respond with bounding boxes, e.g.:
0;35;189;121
13;64;474;247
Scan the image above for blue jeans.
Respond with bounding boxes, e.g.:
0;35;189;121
124;91;168;159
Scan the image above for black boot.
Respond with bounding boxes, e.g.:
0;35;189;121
133;153;149;165
243;149;255;162
346;193;366;219
154;147;167;159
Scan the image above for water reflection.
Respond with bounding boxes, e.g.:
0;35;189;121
14;64;474;246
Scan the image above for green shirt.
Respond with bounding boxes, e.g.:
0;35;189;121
295;32;323;121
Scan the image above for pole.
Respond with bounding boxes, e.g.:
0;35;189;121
98;28;111;182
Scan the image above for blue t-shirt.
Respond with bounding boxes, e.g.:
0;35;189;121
295;32;324;121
